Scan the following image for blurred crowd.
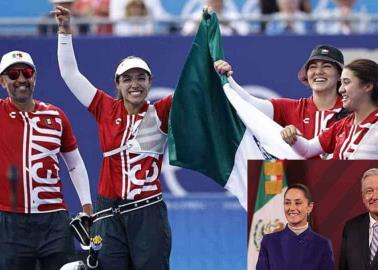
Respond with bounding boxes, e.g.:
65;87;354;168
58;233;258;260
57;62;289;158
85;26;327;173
38;0;378;36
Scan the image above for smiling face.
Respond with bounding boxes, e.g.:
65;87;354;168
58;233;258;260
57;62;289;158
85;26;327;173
362;175;378;220
284;188;313;228
306;60;340;94
0;63;36;106
339;68;371;111
116;68;151;114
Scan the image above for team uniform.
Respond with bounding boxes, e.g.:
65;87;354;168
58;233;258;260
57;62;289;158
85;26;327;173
89;91;171;201
87;90;172;270
58;32;172;269
319;109;378;159
272;96;344;140
0;97;77;269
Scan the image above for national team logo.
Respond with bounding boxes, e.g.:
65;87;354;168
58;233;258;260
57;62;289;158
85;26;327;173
45;118;52;125
9;112;16;119
115;118;122;125
303;117;310;124
320;49;329;55
12;52;23;59
253;219;285;251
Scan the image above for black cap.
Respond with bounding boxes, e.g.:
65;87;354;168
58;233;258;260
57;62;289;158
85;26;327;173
298;44;344;85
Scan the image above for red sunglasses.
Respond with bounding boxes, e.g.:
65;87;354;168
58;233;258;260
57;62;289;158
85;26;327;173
5;67;35;80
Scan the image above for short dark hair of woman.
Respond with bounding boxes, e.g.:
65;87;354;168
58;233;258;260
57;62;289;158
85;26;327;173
284;183;313;203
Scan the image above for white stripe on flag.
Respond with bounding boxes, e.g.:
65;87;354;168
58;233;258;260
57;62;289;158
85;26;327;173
223;78;303;160
248;187;288;270
225;129;264;210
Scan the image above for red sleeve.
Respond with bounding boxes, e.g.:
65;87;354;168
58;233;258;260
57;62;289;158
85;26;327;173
154;95;172;134
318;121;343;154
271;98;298;127
88;90;116;123
58;108;78;153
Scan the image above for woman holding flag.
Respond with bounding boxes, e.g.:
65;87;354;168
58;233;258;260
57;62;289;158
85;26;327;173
214;44;348;159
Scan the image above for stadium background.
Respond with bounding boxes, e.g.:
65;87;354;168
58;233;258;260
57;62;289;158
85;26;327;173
0;1;378;269
1;0;378;18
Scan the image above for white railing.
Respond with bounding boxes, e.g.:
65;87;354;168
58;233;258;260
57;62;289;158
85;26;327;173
0;14;377;36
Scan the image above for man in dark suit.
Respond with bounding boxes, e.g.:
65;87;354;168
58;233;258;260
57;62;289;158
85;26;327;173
340;168;378;270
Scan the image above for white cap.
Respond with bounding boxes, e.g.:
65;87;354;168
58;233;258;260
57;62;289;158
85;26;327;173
50;0;74;3
0;50;35;75
115;57;151;78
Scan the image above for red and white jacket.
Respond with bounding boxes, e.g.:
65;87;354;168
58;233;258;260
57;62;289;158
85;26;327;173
0;98;78;213
89;90;172;200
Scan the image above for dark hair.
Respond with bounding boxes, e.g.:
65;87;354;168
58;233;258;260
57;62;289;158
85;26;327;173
284;183;313;203
344;59;378;104
305;61;343;74
306;61;343;77
333;63;343;94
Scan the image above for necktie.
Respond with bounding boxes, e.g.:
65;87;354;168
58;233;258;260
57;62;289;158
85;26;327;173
370;223;378;262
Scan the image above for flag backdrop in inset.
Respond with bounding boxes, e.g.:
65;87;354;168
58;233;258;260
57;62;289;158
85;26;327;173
248;160;287;270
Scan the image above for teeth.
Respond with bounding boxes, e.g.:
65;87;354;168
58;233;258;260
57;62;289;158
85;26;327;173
129;91;141;96
314;78;326;82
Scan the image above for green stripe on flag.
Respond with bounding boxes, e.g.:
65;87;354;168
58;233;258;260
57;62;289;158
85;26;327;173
168;11;245;186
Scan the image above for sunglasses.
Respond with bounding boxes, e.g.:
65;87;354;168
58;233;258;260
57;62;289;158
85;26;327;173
5;67;35;80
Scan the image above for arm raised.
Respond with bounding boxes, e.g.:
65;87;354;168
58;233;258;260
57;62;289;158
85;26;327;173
53;6;97;108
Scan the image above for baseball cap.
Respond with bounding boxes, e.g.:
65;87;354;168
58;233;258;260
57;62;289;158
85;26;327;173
115;57;151;78
50;0;75;3
298;45;344;85
0;50;35;75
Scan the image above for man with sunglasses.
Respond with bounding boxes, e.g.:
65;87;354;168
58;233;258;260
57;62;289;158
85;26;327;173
0;50;93;270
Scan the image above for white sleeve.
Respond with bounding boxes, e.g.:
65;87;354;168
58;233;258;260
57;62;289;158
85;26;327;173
228;76;274;119
61;149;92;206
291;136;325;158
58;34;97;108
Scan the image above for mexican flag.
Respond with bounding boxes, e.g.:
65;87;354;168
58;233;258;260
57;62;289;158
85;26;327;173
168;11;301;210
248;160;287;270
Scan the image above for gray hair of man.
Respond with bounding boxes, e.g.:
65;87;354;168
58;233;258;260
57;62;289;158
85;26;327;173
361;168;378;192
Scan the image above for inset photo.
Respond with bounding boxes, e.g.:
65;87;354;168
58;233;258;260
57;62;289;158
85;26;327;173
248;160;378;270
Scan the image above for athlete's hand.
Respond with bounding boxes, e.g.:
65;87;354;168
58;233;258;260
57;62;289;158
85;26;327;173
82;203;93;216
281;125;303;145
214;60;233;77
51;5;72;34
